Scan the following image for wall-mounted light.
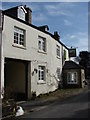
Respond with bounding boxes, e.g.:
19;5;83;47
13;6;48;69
32;71;34;76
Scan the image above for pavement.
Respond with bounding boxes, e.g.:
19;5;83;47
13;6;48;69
1;86;89;119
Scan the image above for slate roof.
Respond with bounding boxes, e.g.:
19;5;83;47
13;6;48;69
63;61;84;69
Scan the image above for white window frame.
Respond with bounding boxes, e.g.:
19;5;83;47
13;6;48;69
18;7;26;21
57;68;61;81
67;72;78;84
14;27;25;47
38;66;46;84
38;36;46;53
56;45;60;57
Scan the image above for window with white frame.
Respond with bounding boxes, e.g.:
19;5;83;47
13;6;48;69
14;27;25;46
56;45;60;57
38;36;46;52
18;7;25;21
67;72;77;84
57;68;60;80
38;66;45;82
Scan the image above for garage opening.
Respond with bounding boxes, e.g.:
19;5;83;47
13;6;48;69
4;58;28;100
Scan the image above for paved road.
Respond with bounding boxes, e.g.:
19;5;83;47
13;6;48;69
21;87;90;118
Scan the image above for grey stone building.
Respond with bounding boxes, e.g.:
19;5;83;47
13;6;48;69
62;61;85;88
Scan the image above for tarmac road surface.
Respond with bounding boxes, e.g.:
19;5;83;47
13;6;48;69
20;87;90;118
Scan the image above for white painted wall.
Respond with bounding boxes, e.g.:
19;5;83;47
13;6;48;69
2;15;69;97
0;10;3;99
0;31;1;97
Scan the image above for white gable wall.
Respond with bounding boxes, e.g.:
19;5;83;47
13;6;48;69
2;15;69;97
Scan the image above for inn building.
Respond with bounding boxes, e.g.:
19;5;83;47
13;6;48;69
0;5;69;100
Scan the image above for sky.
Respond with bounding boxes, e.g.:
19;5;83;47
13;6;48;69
0;1;89;55
0;0;90;2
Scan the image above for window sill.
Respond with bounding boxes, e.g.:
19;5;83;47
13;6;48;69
37;80;46;84
57;56;61;59
12;44;26;50
38;50;47;54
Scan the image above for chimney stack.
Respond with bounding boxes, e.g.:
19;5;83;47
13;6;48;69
26;7;32;24
54;31;60;41
38;25;49;32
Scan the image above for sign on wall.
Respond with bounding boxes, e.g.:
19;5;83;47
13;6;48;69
69;48;76;57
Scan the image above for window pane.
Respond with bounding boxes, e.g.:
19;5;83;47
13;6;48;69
67;72;77;84
38;36;46;52
14;32;18;44
20;34;24;45
38;66;45;81
57;68;60;79
71;73;74;81
38;41;41;50
18;8;25;21
57;45;60;57
14;27;25;46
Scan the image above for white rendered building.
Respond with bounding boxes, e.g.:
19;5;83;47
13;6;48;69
0;5;69;100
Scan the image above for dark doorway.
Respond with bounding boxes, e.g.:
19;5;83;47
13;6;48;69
4;58;28;101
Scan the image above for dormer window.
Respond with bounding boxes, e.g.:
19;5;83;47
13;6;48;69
18;6;27;21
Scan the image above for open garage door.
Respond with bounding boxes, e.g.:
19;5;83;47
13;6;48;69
4;58;29;100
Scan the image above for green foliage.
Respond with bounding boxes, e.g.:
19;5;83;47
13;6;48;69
64;50;66;60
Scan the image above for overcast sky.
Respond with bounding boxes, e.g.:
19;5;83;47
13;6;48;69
1;1;89;55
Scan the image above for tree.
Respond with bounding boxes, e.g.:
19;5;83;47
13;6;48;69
79;51;90;79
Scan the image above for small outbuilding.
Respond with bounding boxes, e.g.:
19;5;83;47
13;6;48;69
62;61;85;88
